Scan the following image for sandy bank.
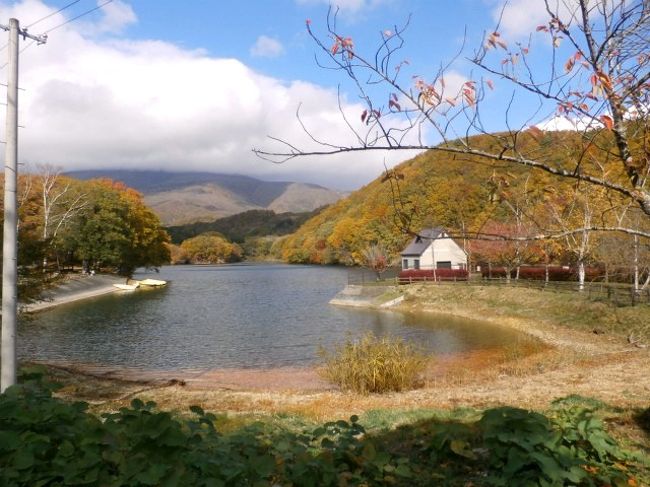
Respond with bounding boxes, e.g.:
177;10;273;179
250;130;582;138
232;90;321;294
23;274;127;312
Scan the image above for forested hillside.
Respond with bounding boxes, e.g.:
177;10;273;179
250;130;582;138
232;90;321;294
277;130;648;285
166;209;316;244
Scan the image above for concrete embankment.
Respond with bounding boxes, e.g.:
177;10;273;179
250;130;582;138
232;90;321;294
329;284;404;308
23;274;127;312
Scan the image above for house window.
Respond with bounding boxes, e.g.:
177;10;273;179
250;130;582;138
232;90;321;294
436;261;452;269
402;259;408;269
414;259;420;270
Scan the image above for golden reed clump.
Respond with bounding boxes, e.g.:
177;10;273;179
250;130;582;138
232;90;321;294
318;333;427;394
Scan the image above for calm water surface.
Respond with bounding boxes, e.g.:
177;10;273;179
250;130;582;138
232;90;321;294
19;264;522;369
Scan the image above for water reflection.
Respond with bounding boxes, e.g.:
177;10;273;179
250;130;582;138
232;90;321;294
19;264;522;370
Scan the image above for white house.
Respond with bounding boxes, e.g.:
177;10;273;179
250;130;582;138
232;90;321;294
400;227;467;270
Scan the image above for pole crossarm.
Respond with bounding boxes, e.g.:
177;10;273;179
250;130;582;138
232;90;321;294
0;22;47;44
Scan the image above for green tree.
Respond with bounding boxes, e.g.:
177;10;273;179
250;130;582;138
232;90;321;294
62;180;170;276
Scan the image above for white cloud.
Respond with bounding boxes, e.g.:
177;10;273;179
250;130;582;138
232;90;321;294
0;1;413;190
250;35;284;58
489;0;576;38
87;0;136;34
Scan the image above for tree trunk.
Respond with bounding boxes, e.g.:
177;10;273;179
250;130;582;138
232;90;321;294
633;235;639;293
578;261;585;292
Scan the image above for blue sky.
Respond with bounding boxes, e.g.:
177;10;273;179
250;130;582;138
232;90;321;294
0;0;569;190
126;1;484;82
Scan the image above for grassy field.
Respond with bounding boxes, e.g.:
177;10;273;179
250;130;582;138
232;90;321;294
398;282;650;342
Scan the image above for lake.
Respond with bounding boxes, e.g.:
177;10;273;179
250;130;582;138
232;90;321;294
19;264;523;370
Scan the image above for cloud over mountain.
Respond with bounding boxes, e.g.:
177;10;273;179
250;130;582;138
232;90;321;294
1;0;413;190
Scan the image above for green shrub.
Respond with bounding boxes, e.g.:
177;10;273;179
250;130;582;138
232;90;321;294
318;333;427;394
0;373;645;486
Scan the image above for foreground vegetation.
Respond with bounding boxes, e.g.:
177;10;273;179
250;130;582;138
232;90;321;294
1;370;647;486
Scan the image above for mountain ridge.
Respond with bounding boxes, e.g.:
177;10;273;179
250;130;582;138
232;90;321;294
65;170;343;225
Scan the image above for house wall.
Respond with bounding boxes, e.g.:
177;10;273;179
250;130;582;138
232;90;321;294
401;235;467;270
431;238;467;268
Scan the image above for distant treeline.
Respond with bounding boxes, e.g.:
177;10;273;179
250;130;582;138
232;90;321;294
165;209;319;244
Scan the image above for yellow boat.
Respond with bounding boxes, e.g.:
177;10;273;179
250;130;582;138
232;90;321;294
138;278;167;287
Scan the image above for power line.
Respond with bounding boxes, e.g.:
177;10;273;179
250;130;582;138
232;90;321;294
25;0;82;29
0;0;115;70
44;0;114;34
0;83;25;91
0;40;37;70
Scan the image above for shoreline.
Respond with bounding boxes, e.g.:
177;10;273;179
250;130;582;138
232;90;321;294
22;274;127;313
31;281;650;416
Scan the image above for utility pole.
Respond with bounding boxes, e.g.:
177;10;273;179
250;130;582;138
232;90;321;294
0;19;46;392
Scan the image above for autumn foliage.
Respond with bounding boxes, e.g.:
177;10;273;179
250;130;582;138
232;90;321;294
6;174;170;277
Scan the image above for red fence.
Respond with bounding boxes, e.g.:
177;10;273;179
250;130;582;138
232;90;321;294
398;269;469;283
481;266;606;282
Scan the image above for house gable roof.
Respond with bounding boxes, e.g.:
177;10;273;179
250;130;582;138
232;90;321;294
400;227;445;256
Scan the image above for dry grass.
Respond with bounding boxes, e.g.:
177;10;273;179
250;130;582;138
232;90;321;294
400;283;650;344
318;333;427;394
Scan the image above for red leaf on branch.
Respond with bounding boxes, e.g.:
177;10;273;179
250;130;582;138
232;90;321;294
600;114;614;130
389;99;401;111
536;25;548;32
564;57;575;73
597;72;613;90
486;79;494;90
331;43;339;55
361;109;368;123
